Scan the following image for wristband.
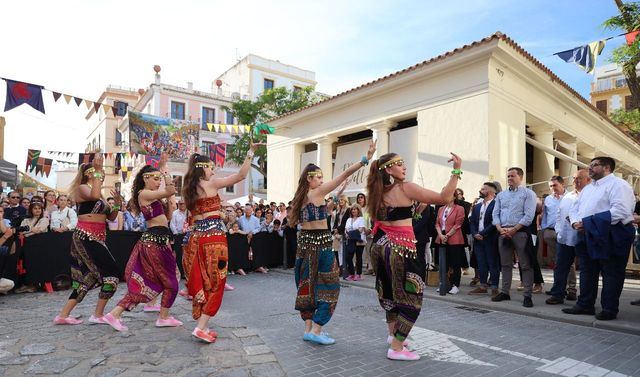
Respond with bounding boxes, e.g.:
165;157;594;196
451;169;462;180
360;156;369;166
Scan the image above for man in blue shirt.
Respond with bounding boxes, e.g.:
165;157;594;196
539;176;566;273
238;204;267;273
491;167;537;308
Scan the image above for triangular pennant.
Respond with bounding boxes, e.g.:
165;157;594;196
74;97;83;106
214;124;220;133
103;104;111;116
85;99;92;110
233;125;239;134
112;106;118;117
220;124;227;133
207;123;213;132
52;92;62;102
94;102;102;112
244;125;251;133
63;94;72;104
626;30;639;46
26;149;40;171
43;159;53;177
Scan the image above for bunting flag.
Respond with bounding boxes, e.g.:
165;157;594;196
145;155;160;168
244;126;251;133
26;149;40;171
52;92;62;102
63;94;72;104
114;153;122;172
214;143;226;167
254;122;275;135
111;106;118;117
73;97;83;106
93;102;101;113
103;103;111;116
556;40;606;74
4;79;45;114
35;157;45;175
43;159;53;177
626;30;639;46
84;99;92;110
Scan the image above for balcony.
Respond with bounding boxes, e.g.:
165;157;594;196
591;76;628;93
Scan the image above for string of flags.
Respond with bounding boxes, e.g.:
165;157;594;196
554;29;639;74
1;76;120;117
203;122;275;135
25;149;145;178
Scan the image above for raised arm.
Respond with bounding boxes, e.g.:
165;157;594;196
401;153;462;205
77;154;106;202
209;143;264;189
314;140;376;199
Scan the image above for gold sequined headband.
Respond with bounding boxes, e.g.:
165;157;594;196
195;162;213;169
307;170;323;177
143;171;162;179
378;156;404;171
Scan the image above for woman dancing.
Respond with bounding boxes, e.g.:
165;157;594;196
366;152;461;361
103;154;182;331
182;144;260;343
54;154;123;325
289;140;376;345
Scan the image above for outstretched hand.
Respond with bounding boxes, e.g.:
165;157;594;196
366;139;377;161
250;142;266;153
110;190;124;208
448;152;462;169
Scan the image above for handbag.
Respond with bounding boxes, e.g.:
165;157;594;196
346;229;361;241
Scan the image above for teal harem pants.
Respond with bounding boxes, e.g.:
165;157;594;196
371;227;426;342
294;229;340;326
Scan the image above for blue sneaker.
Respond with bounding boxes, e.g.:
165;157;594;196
303;332;312;341
306;332;335;345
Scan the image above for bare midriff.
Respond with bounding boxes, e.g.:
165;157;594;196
301;219;328;230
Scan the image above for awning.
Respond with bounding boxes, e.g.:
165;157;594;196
0;159;17;186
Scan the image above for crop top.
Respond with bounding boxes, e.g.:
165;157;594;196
381;205;414;221
299;202;328;223
141;200;164;221
77;200;109;216
193;195;221;216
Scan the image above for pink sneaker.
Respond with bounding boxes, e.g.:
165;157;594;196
102;313;128;332
387;347;420;361
354;275;362;281
155;316;183;327
206;328;218;338
88;315;107;325
387;335;409;346
143;304;161;312
345;275;355;281
224;283;235;291
192;328;216;343
179;289;193;300
53;315;83;325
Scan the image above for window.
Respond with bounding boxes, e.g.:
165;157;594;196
115;129;122;145
615;77;627;88
171;101;185;120
626;95;637;111
263;78;274;91
225;185;235;193
172;175;183;194
201;141;215;156
202;107;215;130
596;100;608;114
114;101;128;117
225;111;234;125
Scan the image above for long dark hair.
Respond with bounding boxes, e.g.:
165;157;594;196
68;163;93;201
366;153;397;221
288;163;320;226
182;153;212;212
28;202;44;223
131;165;159;212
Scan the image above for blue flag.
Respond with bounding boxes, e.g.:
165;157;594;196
556;40;606;74
3;79;45;114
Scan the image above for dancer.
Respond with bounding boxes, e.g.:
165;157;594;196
182;144;261;343
54;154;123;325
289;140;376;345
103;155;182;331
366;152;461;361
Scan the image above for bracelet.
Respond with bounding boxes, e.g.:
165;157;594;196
360;156;369;166
111;205;120;211
451;169;462;180
247;151;255;158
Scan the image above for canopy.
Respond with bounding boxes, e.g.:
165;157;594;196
0;160;17;187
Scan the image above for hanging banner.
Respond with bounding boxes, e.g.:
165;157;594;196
4;79;45;114
129;111;199;162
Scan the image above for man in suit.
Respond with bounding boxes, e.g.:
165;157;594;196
468;182;499;296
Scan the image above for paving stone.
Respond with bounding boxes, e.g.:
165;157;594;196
247;354;278;364
90;356;107;367
248;362;285;377
0;356;29;366
25;357;82;374
183;367;219;377
232;328;259;338
215;367;251;377
95;367;126;377
145;344;159;354
243;345;272;356
0;339;19;348
20;343;55;356
241;336;265;346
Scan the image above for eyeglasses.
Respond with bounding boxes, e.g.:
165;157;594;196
10;196;20;199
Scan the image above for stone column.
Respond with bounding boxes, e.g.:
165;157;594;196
313;136;336;179
0;116;5;160
532;127;555;195
558;137;577;189
367;119;394;160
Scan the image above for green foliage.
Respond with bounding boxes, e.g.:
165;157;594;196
610;108;640;133
225;86;322;177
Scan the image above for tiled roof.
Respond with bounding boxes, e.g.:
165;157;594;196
269;32;637;143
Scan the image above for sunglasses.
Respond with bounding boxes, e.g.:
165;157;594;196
10;196;20;199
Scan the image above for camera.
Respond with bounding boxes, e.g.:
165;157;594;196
17;225;30;232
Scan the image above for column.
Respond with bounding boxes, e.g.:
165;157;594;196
558;137;577;189
532;127;555;195
367;119;394;160
0;116;5;160
313;136;336;179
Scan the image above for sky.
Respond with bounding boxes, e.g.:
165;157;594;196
0;0;630;188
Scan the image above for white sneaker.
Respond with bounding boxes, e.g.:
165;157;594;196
448;286;459;295
0;278;14;294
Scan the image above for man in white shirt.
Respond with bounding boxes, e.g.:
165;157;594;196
49;195;78;232
563;157;635;320
546;169;590;305
170;200;188;235
539;176;566;268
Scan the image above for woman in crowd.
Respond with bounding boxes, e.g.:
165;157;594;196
435;193;466;295
13;202;50;293
49;194;78;233
259;210;274;232
43;190;58;218
106;197;124;231
20;198;30;210
103;155;181;332
123;200;146;232
182;144;260;343
367;151;461;361
54;154;123;325
356;193;374;275
344;204;366;281
290;140;376;346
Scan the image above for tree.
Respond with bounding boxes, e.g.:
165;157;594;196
603;0;640;109
225;86;323;182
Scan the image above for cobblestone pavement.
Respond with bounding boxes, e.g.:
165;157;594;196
2;271;640;376
0;282;285;377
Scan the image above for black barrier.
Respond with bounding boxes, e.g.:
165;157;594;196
22;230;285;284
